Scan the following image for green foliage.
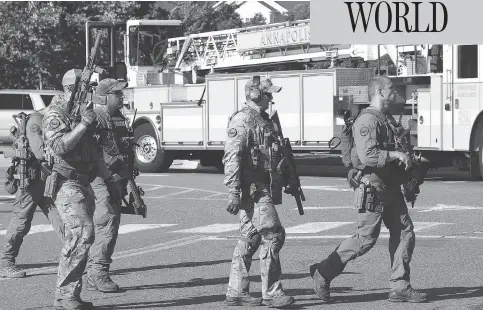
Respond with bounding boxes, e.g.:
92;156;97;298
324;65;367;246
286;3;310;21
243;12;267;27
0;1;160;90
169;2;242;35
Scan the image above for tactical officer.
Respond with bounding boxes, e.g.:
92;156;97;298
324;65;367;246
0;108;65;278
309;76;428;303
223;75;295;308
43;69;110;310
84;78;129;293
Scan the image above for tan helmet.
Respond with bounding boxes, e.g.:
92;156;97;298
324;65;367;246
62;69;82;86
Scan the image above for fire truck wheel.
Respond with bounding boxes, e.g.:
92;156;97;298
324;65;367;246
479;144;483;179
133;123;173;173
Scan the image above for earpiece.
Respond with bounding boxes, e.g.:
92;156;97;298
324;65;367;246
249;75;262;102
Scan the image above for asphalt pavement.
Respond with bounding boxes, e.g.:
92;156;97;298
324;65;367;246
0;156;482;310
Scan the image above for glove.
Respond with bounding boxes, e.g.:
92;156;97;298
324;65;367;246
284;183;298;196
5;166;18;195
81;109;97;127
226;192;241;215
6;165;15;182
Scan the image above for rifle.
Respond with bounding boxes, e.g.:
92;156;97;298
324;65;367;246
391;114;427;207
4;113;32;193
270;110;305;215
67;31;102;121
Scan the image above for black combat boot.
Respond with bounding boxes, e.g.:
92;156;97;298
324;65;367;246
310;264;331;301
388;285;428;303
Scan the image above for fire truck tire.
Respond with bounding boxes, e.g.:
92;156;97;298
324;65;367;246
469;150;482;180
133;123;173;173
479;147;483;179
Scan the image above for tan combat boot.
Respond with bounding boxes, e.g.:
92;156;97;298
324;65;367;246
0;262;26;278
86;266;120;293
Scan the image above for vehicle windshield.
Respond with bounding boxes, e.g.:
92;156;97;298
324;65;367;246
129;25;182;67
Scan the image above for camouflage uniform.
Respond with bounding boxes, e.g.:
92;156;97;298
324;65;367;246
85;106;129;292
43;94;99;306
223;93;292;306
310;105;427;303
0;111;65;278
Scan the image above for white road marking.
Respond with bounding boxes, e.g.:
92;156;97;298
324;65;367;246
118;224;177;235
138;174;171;177
0;224;178;236
418;204;483;212
292;206;352;210
0;195;15;199
141;185;166;192
0;236;207;281
205;234;481;241
441;181;468;184
380;222;452;233
155;189;197;198
285;222;353;234
173;223;239;234
303;185;352;192
0;224;54;235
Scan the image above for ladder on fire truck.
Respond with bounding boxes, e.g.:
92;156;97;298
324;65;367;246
167;19;372;73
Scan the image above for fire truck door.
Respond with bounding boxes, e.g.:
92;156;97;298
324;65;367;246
442;45;454;151
451;45;480;151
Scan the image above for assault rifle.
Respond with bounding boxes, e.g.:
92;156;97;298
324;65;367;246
270;110;305;215
391;114;427;207
67;31;102;121
3;113;32;193
115;110;147;218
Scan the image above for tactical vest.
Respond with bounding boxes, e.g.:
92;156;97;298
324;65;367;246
95;108;132;173
341;108;395;170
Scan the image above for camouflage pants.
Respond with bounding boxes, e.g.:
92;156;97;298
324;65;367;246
316;186;416;292
54;180;94;300
226;186;286;300
0;178;65;266
86;177;121;276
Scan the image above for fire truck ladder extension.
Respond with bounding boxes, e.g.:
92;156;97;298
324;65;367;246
169;20;364;71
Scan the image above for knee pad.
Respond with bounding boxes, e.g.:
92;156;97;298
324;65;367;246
240;233;261;255
264;226;286;253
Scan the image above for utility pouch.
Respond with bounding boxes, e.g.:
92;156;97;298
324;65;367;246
347;169;362;190
365;186;376;212
251;146;260;168
353;183;366;210
44;171;59;199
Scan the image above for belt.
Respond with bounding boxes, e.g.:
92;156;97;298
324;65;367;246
57;170;93;186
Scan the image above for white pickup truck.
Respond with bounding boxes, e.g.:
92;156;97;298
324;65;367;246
0;89;63;154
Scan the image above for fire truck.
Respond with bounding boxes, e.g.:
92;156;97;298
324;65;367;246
85;19;483;180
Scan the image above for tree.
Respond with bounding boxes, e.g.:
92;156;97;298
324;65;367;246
243;12;267;27
286;3;310;21
169;2;242;35
0;1;145;90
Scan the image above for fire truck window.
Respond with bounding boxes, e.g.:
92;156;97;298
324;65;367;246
0;94;23;110
41;95;55;107
22;94;33;110
457;45;478;79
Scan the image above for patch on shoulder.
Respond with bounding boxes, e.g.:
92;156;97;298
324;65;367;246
360;126;370;136
228;128;237;138
30;124;39;133
49;118;61;130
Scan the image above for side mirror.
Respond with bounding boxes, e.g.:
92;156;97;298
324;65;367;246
329;137;341;150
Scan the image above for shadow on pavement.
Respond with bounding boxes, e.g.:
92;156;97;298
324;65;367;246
167;163;480;182
92;285;483;309
112;259;231;276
